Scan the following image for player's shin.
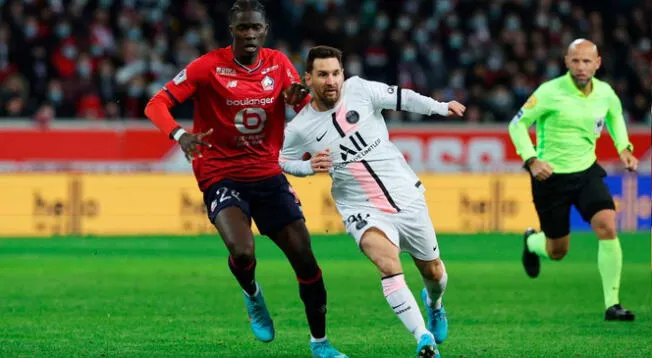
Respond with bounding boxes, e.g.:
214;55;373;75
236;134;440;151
228;255;258;296
382;273;430;341
422;263;448;310
298;269;328;340
598;238;623;308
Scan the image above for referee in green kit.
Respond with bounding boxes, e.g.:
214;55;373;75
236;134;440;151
508;39;638;321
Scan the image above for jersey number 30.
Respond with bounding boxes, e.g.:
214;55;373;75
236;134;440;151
235;107;267;134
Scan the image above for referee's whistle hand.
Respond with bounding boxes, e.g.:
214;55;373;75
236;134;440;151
528;159;553;181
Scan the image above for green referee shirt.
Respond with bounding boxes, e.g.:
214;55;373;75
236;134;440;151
508;71;633;174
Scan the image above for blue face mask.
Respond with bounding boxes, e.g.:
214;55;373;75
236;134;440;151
24;24;38;39
78;63;91;77
428;49;442;64
128;86;144;97
49;90;63;103
184;31;200;46
449;34;463;49
402;49;417;62
506;16;521;31
90;45;103;56
414;29;428;45
546;64;560;78
376;16;389;31
56;24;71;38
127;27;142;40
62;46;77;59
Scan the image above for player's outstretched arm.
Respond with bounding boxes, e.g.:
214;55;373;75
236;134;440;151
359;77;464;117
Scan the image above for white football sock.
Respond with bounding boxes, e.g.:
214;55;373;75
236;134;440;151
382;273;430;341
423;263;448;310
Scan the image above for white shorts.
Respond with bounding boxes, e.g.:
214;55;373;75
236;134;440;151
340;196;440;261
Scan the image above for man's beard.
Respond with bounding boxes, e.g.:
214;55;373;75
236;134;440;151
572;74;591;88
319;91;338;108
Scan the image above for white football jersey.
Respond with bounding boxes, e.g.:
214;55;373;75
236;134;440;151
281;76;426;214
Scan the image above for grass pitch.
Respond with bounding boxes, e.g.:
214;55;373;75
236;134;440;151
0;232;650;357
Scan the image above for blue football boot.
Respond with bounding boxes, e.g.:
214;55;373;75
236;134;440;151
416;333;440;357
243;284;274;342
421;288;448;344
310;340;348;358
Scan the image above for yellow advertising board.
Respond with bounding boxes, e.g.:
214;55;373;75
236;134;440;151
0;174;72;237
0;173;538;237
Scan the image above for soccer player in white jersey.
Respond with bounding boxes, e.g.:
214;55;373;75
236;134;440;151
280;46;466;358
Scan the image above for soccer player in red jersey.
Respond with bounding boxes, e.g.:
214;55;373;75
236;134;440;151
144;1;346;357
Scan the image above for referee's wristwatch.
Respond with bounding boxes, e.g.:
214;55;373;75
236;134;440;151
523;157;537;170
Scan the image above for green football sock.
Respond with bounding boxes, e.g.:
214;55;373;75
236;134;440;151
598;238;622;308
526;231;549;259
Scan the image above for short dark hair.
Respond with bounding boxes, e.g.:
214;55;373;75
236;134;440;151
306;46;343;73
229;0;266;24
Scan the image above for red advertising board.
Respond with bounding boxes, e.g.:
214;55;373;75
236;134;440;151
0;126;649;173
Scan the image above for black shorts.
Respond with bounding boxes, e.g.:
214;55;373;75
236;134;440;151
203;174;304;236
531;162;615;239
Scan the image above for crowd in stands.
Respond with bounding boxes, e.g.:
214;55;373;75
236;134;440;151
0;0;650;123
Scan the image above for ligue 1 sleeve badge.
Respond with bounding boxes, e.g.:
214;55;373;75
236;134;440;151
261;75;275;91
346;110;360;124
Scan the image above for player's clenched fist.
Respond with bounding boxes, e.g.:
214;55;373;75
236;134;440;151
284;83;310;105
311;149;332;173
528;158;554;181
447;101;466;117
619;149;638;172
179;128;213;161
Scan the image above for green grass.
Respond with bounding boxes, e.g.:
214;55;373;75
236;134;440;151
0;233;650;357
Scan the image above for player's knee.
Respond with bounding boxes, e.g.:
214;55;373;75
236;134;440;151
593;220;617;239
420;259;444;281
549;246;568;260
230;244;255;267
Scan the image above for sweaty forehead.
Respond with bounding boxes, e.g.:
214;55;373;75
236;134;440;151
231;11;266;26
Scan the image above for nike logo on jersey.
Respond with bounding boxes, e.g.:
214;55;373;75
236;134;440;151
316;131;327;142
433;245;438;252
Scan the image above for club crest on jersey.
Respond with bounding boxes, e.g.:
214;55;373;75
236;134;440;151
173;69;187;85
346;110;360;124
227;80;238;88
261;76;274;91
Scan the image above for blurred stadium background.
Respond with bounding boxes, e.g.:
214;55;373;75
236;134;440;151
0;0;650;357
